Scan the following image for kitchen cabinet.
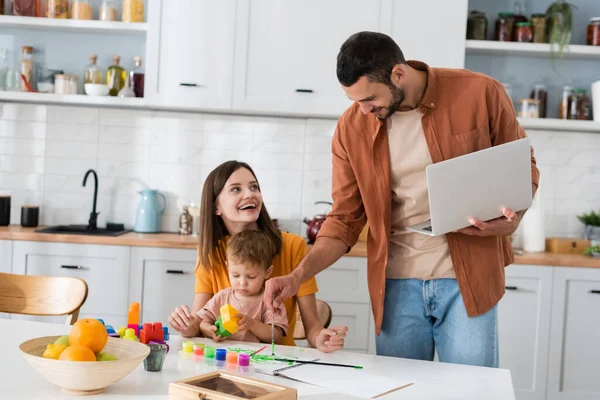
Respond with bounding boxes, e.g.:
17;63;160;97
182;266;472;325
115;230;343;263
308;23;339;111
547;267;600;400
0;240;12;319
232;0;387;116
499;265;553;400
388;0;467;68
10;241;130;327
157;0;236;110
129;247;198;324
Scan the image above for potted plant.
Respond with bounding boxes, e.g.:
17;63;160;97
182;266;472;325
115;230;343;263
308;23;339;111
577;210;600;254
546;1;575;63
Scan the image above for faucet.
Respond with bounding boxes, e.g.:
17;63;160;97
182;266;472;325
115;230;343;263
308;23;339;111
82;169;99;230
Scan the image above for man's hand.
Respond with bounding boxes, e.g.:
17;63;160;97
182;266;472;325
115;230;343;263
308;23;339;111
315;326;348;353
168;304;200;337
264;272;301;312
455;208;521;237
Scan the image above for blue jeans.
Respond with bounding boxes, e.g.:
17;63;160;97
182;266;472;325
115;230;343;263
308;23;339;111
375;278;498;367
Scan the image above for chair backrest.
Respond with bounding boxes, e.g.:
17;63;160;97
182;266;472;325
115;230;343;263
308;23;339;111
0;273;88;325
293;299;332;341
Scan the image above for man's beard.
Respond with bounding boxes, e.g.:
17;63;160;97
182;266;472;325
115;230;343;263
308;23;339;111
376;84;405;120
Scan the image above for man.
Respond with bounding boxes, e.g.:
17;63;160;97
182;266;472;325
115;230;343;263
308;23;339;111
265;31;539;367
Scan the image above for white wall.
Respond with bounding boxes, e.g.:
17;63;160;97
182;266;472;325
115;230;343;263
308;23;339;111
0;102;594;239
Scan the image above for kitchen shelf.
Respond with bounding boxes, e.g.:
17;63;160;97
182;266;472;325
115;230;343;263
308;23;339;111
466;40;600;60
518;117;600;133
0;91;147;108
0;15;147;35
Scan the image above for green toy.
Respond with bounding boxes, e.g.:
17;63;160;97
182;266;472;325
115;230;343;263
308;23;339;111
215;316;232;337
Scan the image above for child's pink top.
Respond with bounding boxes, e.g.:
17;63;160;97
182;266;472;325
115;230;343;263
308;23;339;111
197;288;288;343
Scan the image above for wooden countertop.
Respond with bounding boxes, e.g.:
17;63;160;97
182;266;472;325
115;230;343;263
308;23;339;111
1;225;599;268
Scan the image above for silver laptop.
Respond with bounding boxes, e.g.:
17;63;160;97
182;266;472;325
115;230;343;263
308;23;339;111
407;138;533;236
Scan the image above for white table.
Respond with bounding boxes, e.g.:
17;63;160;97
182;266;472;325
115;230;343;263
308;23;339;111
2;320;515;399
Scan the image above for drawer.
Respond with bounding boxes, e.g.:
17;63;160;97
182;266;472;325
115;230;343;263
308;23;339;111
328;302;370;351
12;241;130;319
316;257;369;304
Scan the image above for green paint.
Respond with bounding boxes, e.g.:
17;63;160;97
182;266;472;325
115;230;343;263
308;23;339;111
225;347;297;365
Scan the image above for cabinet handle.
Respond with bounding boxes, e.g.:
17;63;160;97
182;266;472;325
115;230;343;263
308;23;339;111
166;270;188;274
295;89;314;93
590;290;600;294
505;286;518;291
61;265;85;270
179;83;202;87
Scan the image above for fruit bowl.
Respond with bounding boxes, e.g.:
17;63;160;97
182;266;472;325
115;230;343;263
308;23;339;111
20;335;150;395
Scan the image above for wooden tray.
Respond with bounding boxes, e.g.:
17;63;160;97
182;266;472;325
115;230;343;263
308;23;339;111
546;237;590;254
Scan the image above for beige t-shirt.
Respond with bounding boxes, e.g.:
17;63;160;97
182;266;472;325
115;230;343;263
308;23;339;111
197;287;288;343
386;109;455;280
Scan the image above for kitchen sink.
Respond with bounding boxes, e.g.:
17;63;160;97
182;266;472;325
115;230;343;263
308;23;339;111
36;225;131;237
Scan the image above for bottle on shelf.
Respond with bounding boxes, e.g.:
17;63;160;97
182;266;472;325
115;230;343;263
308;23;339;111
100;0;118;21
131;56;145;98
20;46;33;92
529;83;548;118
11;0;42;16
558;85;574;119
122;0;144;23
83;54;105;94
0;48;7;91
118;74;135;97
106;55;126;97
46;0;68;18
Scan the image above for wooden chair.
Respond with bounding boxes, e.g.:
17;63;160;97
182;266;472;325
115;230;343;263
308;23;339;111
0;272;88;325
293;299;332;342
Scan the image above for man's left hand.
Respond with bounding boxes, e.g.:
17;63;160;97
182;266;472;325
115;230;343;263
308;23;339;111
455;208;521;237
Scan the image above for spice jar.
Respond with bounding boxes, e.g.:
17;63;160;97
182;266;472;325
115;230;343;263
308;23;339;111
495;12;515;41
71;0;92;20
518;98;540;118
100;0;118;21
467;11;488;40
587;17;600;46
531;14;547;43
11;0;42;16
569;89;591;120
529;84;548;118
179;206;193;235
122;0;144;23
47;0;68;18
20;46;33;93
514;22;533;42
558;85;574;119
55;74;78;95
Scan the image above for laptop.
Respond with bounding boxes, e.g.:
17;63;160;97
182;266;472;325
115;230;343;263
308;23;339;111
407;138;533;236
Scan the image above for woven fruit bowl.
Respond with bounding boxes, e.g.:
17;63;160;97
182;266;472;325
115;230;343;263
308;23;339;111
19;335;150;395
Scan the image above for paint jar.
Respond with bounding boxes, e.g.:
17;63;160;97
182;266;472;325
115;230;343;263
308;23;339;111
182;340;194;353
204;346;215;358
238;353;251;373
226;351;238;365
193;343;205;356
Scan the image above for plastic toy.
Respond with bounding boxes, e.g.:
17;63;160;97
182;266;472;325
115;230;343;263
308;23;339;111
162;326;170;341
96;318;119;338
123;328;139;342
214;304;240;337
140;322;164;345
117;326;127;338
127;303;140;336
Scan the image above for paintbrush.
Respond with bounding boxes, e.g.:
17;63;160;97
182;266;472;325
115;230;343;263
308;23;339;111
251;345;267;356
271;293;275;355
273;358;363;369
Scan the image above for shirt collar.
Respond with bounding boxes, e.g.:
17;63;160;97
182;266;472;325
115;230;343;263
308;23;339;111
407;60;437;110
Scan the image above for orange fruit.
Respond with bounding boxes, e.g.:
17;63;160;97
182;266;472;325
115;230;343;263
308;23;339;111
69;318;108;354
58;344;96;362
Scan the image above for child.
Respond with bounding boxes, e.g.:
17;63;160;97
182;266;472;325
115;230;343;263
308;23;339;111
197;230;288;343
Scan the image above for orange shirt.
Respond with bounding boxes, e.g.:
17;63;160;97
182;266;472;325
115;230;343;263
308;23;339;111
195;231;318;346
317;61;540;335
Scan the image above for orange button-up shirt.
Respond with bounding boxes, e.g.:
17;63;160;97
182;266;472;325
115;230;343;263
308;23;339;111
317;61;540;335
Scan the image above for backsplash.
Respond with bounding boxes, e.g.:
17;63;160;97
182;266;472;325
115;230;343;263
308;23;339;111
0;102;595;239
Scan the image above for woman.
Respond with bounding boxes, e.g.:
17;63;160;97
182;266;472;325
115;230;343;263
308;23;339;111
168;160;347;352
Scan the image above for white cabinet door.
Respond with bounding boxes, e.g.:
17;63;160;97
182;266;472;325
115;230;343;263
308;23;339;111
233;0;386;117
315;256;369;304
11;241;130;326
129;247;198;325
388;0;467;68
157;0;235;110
500;265;553;400
547;267;600;400
328;302;370;352
0;240;13;319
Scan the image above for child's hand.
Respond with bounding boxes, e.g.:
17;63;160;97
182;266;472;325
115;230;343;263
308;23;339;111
315;326;348;353
202;324;225;342
235;313;256;332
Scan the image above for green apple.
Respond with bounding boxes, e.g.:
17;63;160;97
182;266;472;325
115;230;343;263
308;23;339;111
54;335;70;346
96;352;118;361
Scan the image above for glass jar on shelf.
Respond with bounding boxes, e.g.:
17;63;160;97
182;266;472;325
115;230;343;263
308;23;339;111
531;14;547;43
587;17;600;46
100;0;118;21
518;98;540;118
84;54;104;85
55;74;77;95
569;89;591;120
71;0;92;20
11;0;42;16
467;11;488;40
20;46;33;92
46;0;68;18
495;12;515;41
131;56;144;98
0;49;7;91
530;83;548;118
514;22;533;42
106;55;126;96
122;0;144;23
558;85;574;119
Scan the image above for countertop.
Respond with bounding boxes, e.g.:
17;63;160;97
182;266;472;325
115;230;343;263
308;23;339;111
1;225;599;268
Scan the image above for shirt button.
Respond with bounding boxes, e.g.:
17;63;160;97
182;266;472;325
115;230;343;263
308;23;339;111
430;102;435;107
